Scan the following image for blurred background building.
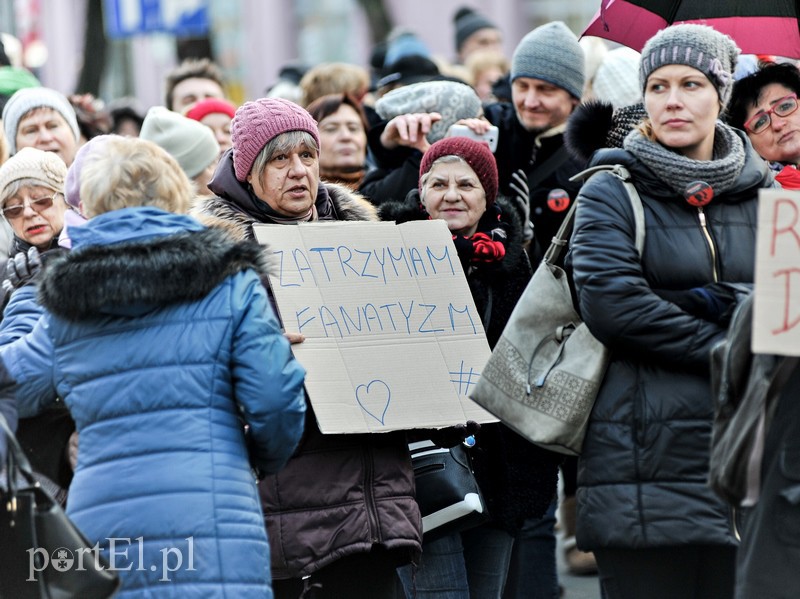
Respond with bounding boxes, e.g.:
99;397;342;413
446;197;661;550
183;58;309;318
0;0;599;108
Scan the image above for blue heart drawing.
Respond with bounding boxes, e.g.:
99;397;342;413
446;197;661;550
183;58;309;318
355;379;391;425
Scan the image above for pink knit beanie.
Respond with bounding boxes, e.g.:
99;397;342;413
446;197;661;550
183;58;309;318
231;97;320;182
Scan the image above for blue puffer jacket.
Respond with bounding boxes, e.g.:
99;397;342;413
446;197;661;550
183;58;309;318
570;131;773;551
0;207;306;598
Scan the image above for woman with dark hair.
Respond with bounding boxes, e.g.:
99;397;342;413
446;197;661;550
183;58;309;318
306;93;369;189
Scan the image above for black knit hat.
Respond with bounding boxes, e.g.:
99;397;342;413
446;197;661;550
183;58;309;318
453;7;498;53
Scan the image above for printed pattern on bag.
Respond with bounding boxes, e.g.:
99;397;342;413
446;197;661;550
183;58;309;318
483;337;596;424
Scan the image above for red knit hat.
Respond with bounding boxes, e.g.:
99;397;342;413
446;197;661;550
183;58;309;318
184;97;237;122
231;98;320;182
419;137;498;206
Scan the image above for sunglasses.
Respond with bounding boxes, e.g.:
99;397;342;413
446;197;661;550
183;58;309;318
744;94;799;134
2;193;59;220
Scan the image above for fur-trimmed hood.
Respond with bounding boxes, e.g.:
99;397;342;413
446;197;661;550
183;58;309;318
39;208;271;321
565;100;648;165
197;147;377;239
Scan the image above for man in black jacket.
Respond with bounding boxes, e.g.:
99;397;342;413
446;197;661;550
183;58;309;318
484;21;586;261
359;21;586;263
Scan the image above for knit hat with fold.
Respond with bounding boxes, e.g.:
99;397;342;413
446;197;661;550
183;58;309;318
420;136;498;207
231;97;320;182
2;87;80;154
511;21;585;99
639;24;740;109
0;147;67;205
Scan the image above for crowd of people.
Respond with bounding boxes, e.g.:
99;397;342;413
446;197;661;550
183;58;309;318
0;5;798;599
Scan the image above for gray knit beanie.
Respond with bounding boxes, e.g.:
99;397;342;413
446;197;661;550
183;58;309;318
375;81;482;143
511;21;585;99
2;87;80;154
140;107;219;179
639;24;740;109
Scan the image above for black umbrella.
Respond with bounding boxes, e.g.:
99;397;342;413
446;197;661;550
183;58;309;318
582;0;800;58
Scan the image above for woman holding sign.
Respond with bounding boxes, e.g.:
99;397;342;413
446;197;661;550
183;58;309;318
380;136;562;599
194;97;422;599
568;24;775;598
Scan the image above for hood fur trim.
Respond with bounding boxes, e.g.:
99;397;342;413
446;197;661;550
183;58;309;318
564;101;615;165
39;227;271;321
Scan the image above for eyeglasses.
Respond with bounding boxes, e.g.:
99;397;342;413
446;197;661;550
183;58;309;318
744;94;799;134
2;193;59;220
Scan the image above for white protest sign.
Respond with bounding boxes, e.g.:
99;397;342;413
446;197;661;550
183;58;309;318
753;189;800;356
254;219;496;433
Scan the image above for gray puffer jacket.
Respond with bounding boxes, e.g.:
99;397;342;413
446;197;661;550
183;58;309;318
569;130;773;550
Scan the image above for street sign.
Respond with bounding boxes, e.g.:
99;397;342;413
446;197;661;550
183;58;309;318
104;0;209;39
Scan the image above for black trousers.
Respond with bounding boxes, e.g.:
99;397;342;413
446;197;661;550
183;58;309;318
594;544;736;599
272;547;401;599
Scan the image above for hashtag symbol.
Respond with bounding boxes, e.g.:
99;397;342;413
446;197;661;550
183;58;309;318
449;361;478;395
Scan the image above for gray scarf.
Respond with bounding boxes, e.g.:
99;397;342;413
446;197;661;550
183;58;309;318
624;122;745;197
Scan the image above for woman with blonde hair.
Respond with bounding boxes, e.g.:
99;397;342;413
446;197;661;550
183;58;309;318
570;24;773;599
0;136;306;598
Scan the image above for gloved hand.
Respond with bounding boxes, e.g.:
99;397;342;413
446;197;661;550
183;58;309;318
428;420;481;449
659;282;752;326
2;246;42;296
508;169;533;244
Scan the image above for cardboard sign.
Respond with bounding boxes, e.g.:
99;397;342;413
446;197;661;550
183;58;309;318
753;189;800;356
253;220;496;433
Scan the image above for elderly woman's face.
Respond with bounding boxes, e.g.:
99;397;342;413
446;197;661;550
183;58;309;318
318;104;367;170
16;108;78;166
247;141;320;218
645;64;720;161
3;186;68;249
422;161;486;237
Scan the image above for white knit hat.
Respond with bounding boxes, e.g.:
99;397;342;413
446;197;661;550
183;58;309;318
2;87;80;155
139;107;219;179
593;47;642;110
0;147;67;206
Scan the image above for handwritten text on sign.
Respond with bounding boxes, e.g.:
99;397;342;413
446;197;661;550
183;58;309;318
254;220;496;433
753;189;800;356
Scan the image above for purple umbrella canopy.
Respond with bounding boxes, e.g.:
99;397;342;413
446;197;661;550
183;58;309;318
582;0;800;58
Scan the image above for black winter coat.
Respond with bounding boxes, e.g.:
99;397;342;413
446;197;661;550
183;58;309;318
569;131;774;551
483;101;585;259
380;193;562;531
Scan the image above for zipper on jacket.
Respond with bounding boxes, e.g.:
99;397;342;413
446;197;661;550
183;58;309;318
697;208;719;282
363;446;381;543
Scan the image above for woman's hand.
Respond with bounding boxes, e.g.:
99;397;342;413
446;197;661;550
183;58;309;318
449;118;493;135
283;331;306;345
380;112;442;153
2;247;42;296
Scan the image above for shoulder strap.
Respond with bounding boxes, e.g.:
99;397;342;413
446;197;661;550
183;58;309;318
569;164;645;256
527;145;569;190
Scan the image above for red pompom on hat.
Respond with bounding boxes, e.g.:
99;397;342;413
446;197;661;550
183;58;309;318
419;136;498;206
184;97;237;122
231;97;320;182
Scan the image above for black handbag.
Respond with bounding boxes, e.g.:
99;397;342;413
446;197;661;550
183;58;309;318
409;440;489;541
0;415;120;599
